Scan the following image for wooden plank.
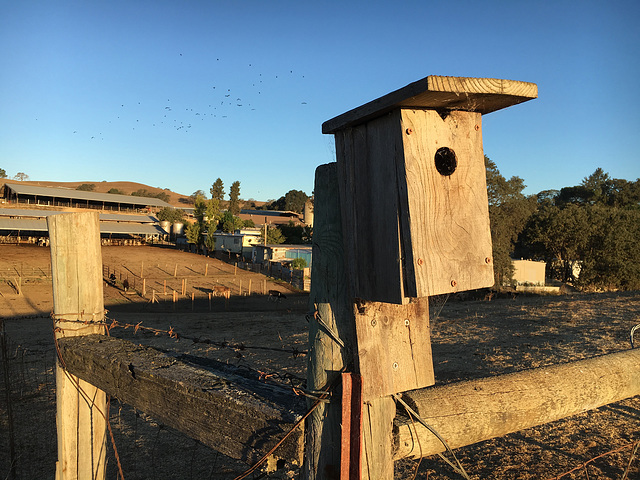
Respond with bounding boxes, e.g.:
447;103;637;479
397;109;494;296
355;298;434;401
56;334;306;466
361;396;395;480
393;349;640;460
47;212;107;480
335;112;406;304
323;76;537;133
304;162;356;479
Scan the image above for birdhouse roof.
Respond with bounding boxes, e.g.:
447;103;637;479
322;75;537;134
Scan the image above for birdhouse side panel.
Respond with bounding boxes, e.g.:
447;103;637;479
335;112;406;304
397;109;494;296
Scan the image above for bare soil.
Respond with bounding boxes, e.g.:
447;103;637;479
1;244;638;479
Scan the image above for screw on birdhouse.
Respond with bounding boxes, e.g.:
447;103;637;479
417;258;424;266
404;319;410;327
392;362;399;370
451;280;457;287
485;257;492;264
405;128;413;135
371;319;377;327
475;124;480;131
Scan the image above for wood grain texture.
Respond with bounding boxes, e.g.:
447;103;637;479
355;298;434;401
323;75;537;133
57;334;306;465
48;212;107;480
393;348;640;460
398;109;494;296
304;163;356;479
362;396;395;480
335;112;406;304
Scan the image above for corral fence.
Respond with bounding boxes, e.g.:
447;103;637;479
101;262;289;311
236;261;310;292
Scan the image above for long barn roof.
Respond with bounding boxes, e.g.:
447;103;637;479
0;208;158;223
0;217;167;235
4;183;173;208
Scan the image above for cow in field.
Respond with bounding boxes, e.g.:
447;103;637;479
268;290;287;302
213;285;231;299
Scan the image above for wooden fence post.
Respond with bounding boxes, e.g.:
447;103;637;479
303;163;357;479
47;212;107;480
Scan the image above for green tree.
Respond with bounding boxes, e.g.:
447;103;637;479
522;168;640;290
290;258;308;270
485;156;537;286
524;203;591;283
210;178;224;202
186;190;206;205
228;181;241;216
204;230;216;252
221;211;243;233
157;207;185;223
14;172;28;181
131;188;170;203
185;222;201;245
242;219;255;228
0;168;7;178
269;190;309;213
265;226;285;244
578;206;640;290
193;195;208;223
279;221;312;244
556;168;640;208
107;188;126;195
76;183;96;191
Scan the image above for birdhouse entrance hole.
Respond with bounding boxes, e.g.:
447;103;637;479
434;147;457;176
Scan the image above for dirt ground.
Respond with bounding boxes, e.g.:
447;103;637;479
0;244;638;479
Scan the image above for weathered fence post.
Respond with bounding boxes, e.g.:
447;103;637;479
48;212;107;480
304;163;356;479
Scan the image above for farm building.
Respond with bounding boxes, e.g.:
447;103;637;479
238;209;305;226
252;244;312;267
208;229;263;259
1;182;172;212
512;259;546;286
0;208;168;244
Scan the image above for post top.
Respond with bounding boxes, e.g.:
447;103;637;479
322;75;538;134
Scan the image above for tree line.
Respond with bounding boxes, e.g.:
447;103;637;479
161;178;312;249
487;157;640;291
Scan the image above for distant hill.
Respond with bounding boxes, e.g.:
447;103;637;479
3;180;267;209
4;180;192;206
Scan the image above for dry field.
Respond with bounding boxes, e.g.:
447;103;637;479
0;244;638;479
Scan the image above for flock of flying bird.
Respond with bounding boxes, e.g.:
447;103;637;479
74;55;308;141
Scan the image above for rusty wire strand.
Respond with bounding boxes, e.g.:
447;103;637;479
232;366;346;480
544;440;640;480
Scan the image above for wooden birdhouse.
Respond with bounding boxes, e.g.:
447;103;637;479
323;76;537;304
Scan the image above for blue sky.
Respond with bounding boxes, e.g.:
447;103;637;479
1;1;638;202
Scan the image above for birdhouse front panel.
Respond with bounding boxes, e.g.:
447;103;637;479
397;109;494;297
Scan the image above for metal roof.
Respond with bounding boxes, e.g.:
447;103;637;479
0;218;166;236
240;209;301;217
0;208;158;223
4;183;172;208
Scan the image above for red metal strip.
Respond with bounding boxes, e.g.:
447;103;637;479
341;372;353;480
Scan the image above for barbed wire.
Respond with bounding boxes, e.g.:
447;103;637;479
543;440;639;480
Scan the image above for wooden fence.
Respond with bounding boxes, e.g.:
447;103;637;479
236;261;311;291
49;173;640;479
